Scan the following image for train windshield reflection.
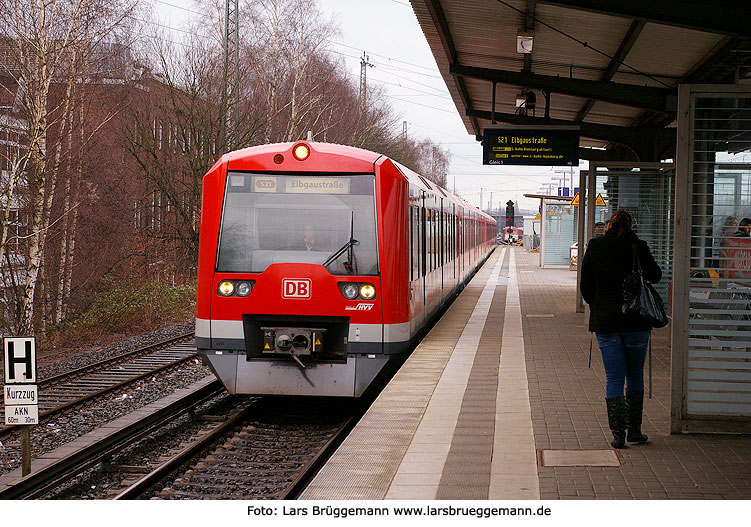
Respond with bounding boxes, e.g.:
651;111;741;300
216;172;379;275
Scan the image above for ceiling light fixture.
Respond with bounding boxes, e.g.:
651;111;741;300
517;31;534;54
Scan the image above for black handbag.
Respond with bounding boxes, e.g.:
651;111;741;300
622;242;669;328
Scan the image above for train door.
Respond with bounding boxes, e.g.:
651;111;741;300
426;196;436;317
440;198;444;299
452;204;457;285
421;192;427;309
408;189;427;338
463;213;468;280
458;211;463;282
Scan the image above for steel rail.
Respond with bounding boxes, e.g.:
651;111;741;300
113;402;258;500
35;332;195;387
0;342;199;441
116;401;360;500
0;380;224;500
278;414;358;500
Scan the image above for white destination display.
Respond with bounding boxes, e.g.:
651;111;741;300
4;384;38;405
285;177;350;195
5;404;39;425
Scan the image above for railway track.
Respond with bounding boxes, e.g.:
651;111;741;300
0;379;227;499
0;388;359;500
0;332;196;442
146;398;357;500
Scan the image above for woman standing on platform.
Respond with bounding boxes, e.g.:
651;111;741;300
580;210;662;449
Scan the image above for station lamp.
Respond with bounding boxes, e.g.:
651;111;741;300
517;31;534;54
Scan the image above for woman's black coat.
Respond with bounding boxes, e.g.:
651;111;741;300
580;229;662;333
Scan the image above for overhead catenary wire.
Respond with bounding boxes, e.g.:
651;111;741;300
133;4;565;207
330;40;441;76
152;0;202;17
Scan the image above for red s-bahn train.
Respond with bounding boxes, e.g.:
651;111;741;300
195;141;496;397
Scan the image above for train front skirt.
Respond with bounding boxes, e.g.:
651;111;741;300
198;350;396;397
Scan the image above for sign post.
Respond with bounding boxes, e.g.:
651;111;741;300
3;336;38;476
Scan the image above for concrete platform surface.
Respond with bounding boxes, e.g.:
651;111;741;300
301;247;751;500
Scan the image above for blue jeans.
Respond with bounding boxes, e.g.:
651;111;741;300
596;331;650;399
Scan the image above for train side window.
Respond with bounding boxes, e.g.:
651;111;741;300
440;211;445;267
424;207;433;274
434;210;438;270
413;206;420;280
432;210;437;271
441;212;448;265
421;203;426;277
425;208;431;273
453;214;456;261
452;214;456;261
427;209;432;272
448;213;452;262
430;209;435;272
434;210;439;269
409;206;415;281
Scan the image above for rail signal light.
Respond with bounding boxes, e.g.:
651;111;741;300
505;200;514;227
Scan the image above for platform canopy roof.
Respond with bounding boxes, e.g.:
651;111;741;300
410;0;751;161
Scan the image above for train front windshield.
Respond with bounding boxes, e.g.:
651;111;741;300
216;172;379;275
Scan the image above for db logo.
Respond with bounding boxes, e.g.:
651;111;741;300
282;278;311;299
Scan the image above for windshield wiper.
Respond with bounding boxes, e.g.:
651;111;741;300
322;211;359;272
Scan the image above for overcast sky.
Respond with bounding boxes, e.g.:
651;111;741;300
152;0;579;212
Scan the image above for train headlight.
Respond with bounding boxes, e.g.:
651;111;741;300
360;284;376;299
218;280;234;296
342;283;359;300
236;281;252;297
292;143;310;161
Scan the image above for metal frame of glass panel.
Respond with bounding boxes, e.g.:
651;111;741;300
673;84;751;434
540;196;575;268
577;162;675;314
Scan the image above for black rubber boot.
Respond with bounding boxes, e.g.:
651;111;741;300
606;397;627;449
626;390;649;443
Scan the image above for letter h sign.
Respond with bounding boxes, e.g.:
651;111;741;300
4;337;37;384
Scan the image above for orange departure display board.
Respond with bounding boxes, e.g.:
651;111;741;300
483;126;580;166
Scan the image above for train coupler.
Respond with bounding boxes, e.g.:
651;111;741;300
260;327;326;368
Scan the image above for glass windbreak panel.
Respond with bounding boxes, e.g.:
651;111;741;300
594;168;675;304
686;95;751;418
543;201;575;267
217;173;378;275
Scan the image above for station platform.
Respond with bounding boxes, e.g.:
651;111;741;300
301;247;751;500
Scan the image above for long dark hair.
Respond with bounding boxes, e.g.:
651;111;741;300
608;210;632;237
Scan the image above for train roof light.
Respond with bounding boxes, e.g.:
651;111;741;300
292;143;311;161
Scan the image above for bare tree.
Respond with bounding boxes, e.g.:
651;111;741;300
240;0;340;143
121;26;267;277
0;0;139;333
414;138;451;188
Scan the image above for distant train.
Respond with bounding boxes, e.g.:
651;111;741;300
195;141;496;397
502;226;521;243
